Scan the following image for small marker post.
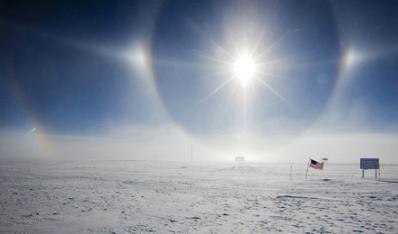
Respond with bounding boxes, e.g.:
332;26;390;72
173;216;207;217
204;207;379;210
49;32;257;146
190;144;193;162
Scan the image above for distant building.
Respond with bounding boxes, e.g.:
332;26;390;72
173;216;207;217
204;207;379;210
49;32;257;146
235;156;245;162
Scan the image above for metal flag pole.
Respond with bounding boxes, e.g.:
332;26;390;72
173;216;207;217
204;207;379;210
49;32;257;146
305;158;310;179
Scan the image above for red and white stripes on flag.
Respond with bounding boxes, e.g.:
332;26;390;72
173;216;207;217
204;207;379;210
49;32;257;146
309;159;324;170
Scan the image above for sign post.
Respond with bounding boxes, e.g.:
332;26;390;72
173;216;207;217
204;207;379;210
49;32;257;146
360;158;380;179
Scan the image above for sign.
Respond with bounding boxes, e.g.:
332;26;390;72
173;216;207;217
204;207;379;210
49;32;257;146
360;158;379;170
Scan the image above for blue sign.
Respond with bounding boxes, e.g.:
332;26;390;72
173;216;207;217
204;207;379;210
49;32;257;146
360;158;380;170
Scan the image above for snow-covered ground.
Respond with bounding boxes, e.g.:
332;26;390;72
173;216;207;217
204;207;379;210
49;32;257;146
0;160;397;233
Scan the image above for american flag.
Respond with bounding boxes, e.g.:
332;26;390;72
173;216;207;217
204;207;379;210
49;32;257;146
309;159;324;170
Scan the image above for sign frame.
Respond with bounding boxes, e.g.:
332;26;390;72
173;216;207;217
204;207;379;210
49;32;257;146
360;158;380;170
360;158;380;179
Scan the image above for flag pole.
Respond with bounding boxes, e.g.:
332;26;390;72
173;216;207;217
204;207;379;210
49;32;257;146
305;158;310;179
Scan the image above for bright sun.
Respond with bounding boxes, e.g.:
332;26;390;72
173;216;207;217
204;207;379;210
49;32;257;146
232;52;258;88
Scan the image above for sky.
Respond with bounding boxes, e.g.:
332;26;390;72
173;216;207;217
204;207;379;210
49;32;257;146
0;0;397;162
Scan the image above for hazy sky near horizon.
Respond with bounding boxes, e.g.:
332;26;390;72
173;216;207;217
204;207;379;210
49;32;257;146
0;0;397;162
